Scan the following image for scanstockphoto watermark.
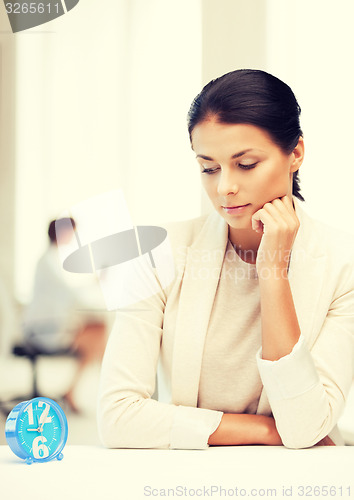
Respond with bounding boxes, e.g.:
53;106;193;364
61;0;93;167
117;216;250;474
143;484;278;497
143;484;352;497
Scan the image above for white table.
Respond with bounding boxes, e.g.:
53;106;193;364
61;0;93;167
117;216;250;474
0;445;353;500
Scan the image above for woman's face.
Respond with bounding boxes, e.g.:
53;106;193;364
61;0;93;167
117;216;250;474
191;119;303;231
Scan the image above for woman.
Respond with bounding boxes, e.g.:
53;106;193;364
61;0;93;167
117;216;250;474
22;218;107;412
97;69;354;448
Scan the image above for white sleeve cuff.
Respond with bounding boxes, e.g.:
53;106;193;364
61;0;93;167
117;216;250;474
256;335;320;401
169;406;223;450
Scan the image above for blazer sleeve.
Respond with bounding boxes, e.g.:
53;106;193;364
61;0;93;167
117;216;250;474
97;253;223;450
256;262;354;449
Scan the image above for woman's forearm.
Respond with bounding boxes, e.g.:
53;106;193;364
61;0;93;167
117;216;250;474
258;275;301;361
208;413;335;447
252;195;301;361
208;413;283;446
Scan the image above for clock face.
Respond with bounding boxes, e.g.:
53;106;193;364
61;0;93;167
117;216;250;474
6;397;68;463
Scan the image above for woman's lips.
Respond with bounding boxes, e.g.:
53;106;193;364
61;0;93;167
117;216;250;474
222;203;250;215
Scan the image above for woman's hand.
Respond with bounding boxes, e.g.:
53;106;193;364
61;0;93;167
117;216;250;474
208;414;283;446
251;195;300;279
314;435;336;446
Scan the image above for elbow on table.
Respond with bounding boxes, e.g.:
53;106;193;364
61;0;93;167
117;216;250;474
97;396;170;449
98;431;116;449
279;428;336;450
98;418;168;450
98;414;146;449
97;397;136;448
274;398;342;449
99;431;126;449
97;412;125;448
281;435;315;450
97;403;146;449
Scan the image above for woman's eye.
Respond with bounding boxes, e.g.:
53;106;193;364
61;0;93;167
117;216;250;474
238;162;258;170
201;167;219;174
200;162;258;174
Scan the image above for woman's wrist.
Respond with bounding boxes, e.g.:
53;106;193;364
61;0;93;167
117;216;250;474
256;264;290;283
262;416;283;446
208;413;282;446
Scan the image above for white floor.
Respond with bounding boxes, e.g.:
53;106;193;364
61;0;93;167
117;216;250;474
1;355;354;447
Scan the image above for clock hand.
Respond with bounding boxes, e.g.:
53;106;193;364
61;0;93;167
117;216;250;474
35;413;43;433
37;414;47;439
36;415;42;433
27;416;41;432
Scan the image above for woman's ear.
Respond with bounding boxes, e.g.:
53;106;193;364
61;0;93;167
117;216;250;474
290;136;305;173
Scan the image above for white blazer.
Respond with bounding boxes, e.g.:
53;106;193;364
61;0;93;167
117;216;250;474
97;198;354;449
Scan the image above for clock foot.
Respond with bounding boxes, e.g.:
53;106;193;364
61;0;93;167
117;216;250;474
57;453;64;461
25;456;34;465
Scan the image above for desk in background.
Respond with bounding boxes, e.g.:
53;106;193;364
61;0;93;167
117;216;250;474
0;445;353;500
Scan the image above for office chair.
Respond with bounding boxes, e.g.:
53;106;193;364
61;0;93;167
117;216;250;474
0;342;78;417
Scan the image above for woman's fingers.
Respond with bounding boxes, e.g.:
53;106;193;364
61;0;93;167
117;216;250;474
251;196;299;234
314;435;336;446
252;195;300;274
251;201;287;234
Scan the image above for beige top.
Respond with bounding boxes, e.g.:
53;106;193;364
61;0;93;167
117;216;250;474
198;240;263;413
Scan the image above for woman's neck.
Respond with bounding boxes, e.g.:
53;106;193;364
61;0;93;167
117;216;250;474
228;226;263;264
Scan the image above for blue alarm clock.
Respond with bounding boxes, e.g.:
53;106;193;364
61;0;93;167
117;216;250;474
5;397;68;464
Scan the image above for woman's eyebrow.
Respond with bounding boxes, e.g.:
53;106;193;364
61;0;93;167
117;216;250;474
196;148;263;161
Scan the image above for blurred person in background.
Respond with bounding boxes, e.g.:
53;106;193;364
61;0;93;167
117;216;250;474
22;217;107;412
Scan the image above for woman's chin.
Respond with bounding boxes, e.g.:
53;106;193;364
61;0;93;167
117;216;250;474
217;209;253;230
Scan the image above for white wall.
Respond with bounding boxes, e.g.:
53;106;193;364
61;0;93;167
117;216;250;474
14;0;202;302
200;0;267;214
266;0;354;233
0;12;16;296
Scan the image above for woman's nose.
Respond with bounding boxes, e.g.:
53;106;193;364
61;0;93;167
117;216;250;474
217;170;240;196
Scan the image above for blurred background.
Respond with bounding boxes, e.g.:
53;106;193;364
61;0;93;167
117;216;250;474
1;0;354;445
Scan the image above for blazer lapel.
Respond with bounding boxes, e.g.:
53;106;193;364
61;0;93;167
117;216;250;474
171;211;228;406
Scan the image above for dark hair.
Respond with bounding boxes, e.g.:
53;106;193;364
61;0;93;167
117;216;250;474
187;69;304;202
48;217;76;244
